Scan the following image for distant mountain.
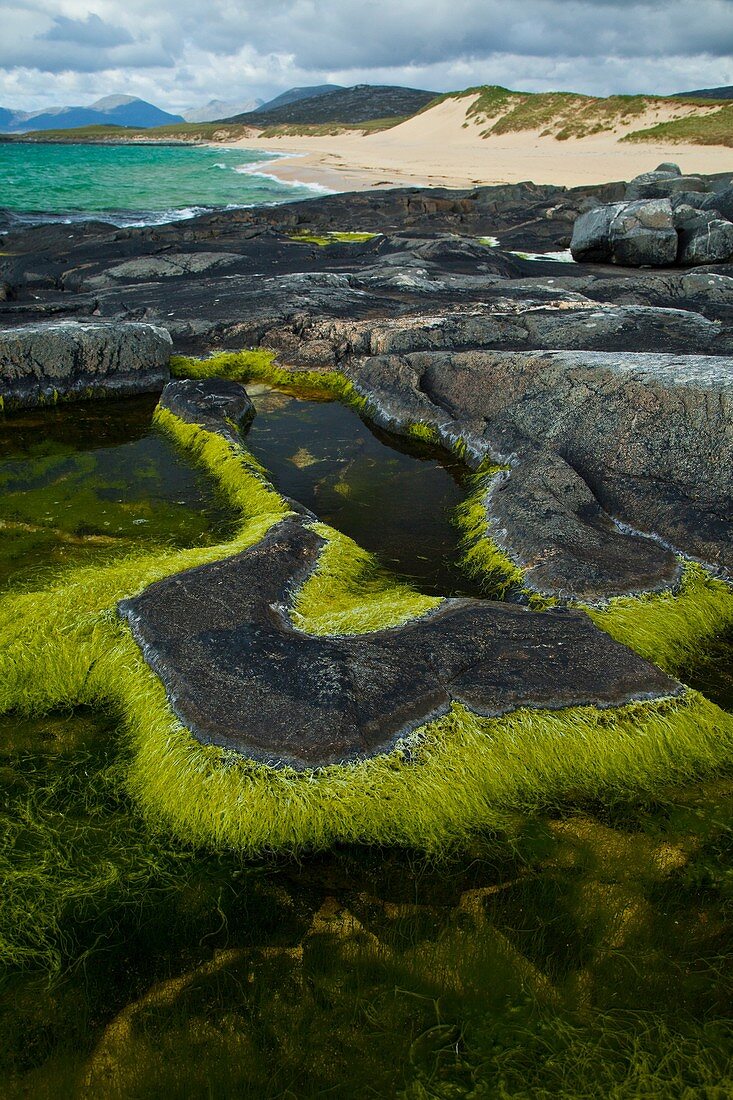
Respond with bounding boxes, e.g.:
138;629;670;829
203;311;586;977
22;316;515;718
225;84;437;128
254;85;344;113
672;85;733;100
183;98;264;123
0;95;184;133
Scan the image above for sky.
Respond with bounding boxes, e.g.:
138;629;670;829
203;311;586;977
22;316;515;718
1;0;733;112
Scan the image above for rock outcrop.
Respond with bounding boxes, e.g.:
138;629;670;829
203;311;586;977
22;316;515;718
572;167;733;267
341;349;732;587
118;512;679;769
0;320;171;409
2;174;732;601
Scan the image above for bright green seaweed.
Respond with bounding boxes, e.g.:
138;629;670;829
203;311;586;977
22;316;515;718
1;391;731;860
1;372;732;1098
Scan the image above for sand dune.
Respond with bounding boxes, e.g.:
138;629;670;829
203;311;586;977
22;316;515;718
225;93;732;191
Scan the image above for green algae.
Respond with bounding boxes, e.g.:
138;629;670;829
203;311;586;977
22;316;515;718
0;399;238;589
587;563;733;676
171;348;733;667
2;749;733;1097
3;397;729;860
288;230;380;246
1;380;733;1096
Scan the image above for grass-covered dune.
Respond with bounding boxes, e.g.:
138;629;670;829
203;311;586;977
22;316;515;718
8;84;732;147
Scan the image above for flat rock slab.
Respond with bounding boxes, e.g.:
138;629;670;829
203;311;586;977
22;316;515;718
0;320;172;409
347;348;733;582
118;516;679;770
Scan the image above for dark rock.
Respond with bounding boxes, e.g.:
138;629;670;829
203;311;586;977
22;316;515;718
699;186;733;222
118;515;679;769
626;167;708;201
82;252;249;289
571;200;679;266
568;204;617;262
0;320;171;409
480;451;680;601
344;348;732;581
655;163;682;176
158;377;255;444
678;216;733;266
267;301;723;365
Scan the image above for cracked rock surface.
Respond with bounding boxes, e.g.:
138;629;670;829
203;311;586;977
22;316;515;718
336;348;731;589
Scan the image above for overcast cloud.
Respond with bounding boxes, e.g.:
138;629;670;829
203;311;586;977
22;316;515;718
1;0;732;111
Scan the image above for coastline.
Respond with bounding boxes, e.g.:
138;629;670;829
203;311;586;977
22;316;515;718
220;96;733;192
228;132;733;193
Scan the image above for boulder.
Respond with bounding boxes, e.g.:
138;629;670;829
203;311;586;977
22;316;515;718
654;163;682;176
568;204;618;262
698;186;733;222
0;321;171;410
677;215;733;266
571;200;678;266
626;166;708;201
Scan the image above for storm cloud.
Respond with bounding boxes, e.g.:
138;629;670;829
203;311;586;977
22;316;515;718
1;0;732;112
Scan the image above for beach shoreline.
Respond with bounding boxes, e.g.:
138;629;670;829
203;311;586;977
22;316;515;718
226;133;733;193
219;94;732;193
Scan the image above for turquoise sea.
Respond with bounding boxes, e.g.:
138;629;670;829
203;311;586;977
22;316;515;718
0;141;328;226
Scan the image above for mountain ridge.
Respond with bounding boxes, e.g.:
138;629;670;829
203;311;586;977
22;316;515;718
223;84;437;127
0;96;184;133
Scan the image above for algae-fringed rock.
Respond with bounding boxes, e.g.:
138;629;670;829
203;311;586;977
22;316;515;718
481;451;680;602
343;348;732;584
118;515;679;770
158;377;255;444
0;320;171;409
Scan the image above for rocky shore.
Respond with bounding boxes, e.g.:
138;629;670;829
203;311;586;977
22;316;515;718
1;166;731;788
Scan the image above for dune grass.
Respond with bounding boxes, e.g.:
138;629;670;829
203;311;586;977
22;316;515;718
621;103;733;147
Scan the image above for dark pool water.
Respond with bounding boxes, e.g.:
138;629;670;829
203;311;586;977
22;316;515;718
246;384;483;598
0;389;732;1098
0;395;237;589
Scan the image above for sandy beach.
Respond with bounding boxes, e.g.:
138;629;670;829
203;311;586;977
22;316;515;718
223;94;732;192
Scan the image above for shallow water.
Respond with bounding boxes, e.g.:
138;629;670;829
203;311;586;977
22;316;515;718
0;389;732;1098
0;142;326;226
246;384;484;598
0;396;237;589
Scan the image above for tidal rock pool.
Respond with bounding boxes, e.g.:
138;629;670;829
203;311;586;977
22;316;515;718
0;395;236;588
0;384;731;1099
